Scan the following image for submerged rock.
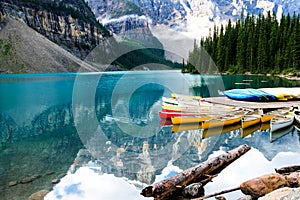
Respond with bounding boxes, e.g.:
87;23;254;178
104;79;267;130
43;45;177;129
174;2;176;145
28;190;49;200
20;174;41;184
51;179;60;184
8;180;18;186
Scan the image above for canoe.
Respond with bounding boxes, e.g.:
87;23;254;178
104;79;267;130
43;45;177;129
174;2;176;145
202;123;241;139
260;122;271;131
293;109;300;124
259;88;293;101
171;93;202;100
224;89;262;101
162;105;198;112
270;125;294;143
159;111;201;119
162;101;209;108
171;115;215;125
202;115;242;129
260;114;275;123
171;123;202;132
162;96;202;107
248;89;277;101
241;115;261;129
241;123;261;138
223;88;277;102
270;113;294;132
162;97;178;105
159;119;173;126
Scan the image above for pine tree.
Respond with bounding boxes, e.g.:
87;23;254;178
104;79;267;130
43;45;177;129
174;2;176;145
216;25;225;72
236;19;246;71
257;15;268;73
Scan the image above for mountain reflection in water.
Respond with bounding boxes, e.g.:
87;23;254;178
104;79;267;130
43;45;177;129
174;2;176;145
1;71;299;200
45;121;300;200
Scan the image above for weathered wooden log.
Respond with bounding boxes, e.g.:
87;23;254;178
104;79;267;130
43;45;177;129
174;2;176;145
275;165;300;174
140;144;251;199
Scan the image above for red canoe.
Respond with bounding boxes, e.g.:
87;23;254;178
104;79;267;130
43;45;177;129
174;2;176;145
159;111;200;119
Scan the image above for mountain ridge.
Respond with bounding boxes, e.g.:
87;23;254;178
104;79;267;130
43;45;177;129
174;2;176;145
87;0;300;38
0;16;100;73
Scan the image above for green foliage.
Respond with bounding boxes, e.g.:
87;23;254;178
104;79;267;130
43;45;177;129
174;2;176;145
186;12;300;75
112;38;182;70
0;38;12;56
111;0;144;18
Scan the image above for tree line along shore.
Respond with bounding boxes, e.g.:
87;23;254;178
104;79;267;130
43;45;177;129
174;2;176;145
184;12;300;76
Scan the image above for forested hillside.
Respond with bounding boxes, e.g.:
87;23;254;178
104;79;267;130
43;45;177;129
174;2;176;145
185;12;300;75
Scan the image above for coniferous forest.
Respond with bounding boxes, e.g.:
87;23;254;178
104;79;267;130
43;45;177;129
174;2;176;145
184;12;300;75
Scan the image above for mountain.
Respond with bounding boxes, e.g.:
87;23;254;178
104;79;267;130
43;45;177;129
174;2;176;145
1;0;109;59
86;0;300;38
0;0;174;73
0;17;101;73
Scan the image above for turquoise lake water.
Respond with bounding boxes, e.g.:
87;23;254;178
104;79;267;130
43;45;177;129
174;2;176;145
1;70;300;200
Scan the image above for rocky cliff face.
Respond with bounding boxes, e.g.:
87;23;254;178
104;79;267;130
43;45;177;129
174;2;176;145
0;0;110;58
85;0;160;46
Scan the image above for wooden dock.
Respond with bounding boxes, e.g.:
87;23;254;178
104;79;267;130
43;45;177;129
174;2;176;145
204;97;300;109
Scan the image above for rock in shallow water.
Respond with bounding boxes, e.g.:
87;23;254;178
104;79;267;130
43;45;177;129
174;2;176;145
8;180;18;186
28;190;49;200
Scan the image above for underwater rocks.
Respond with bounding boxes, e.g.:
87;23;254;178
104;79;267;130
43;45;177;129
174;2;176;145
28;190;50;200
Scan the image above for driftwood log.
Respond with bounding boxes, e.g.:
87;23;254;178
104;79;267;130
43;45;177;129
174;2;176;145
275;165;300;174
141;144;251;199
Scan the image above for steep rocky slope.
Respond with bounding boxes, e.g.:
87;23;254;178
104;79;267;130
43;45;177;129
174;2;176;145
0;17;99;73
1;0;110;58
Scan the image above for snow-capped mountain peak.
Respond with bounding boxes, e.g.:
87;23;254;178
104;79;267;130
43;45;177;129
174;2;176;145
86;0;300;38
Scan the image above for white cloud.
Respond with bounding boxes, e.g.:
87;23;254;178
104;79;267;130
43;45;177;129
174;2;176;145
45;167;150;200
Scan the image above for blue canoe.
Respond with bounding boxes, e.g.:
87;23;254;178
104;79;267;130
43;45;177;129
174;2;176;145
224;89;278;102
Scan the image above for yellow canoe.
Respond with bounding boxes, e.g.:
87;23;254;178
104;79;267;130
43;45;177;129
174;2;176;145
202;115;242;130
171;116;214;125
260;122;271;131
171;123;202;132
202;123;241;139
241;123;261;138
259;88;293;101
241;115;261;129
260;115;275;123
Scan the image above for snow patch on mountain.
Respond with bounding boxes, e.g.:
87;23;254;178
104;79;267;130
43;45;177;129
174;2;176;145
100;15;150;26
256;0;275;15
87;0;300;39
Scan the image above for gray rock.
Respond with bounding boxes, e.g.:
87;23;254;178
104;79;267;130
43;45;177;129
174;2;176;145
8;180;18;186
258;187;300;200
20;177;34;184
182;182;204;198
51;179;60;184
237;195;253;200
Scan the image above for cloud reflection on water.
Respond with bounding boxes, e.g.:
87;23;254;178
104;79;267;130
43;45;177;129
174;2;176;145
45;148;300;200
